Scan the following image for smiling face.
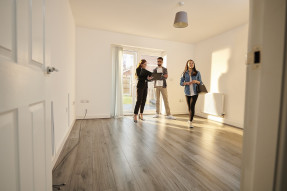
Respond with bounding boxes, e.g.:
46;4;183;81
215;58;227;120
188;60;195;69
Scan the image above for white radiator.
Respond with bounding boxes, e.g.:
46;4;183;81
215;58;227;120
203;93;225;117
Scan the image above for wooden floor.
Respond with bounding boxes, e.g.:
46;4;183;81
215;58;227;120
53;115;243;191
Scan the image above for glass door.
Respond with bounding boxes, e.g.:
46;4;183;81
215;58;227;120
122;51;137;114
139;54;160;114
122;49;165;115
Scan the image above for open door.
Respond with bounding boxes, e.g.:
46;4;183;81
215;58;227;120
0;0;51;190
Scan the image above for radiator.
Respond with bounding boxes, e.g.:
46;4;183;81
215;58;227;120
203;93;225;117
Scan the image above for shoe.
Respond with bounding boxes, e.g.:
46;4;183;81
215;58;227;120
133;115;138;123
153;114;159;118
139;114;145;121
166;115;176;120
189;121;194;128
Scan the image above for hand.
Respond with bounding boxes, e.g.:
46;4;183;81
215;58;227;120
163;74;168;78
192;80;199;84
147;76;153;80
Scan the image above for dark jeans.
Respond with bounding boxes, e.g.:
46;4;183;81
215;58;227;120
134;86;148;115
185;95;198;122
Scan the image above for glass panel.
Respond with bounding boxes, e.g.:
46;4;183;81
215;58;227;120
122;53;135;113
140;54;159;113
122;51;163;115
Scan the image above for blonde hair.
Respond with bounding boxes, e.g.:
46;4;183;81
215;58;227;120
135;59;147;79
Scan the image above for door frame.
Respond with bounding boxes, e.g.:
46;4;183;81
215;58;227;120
241;0;287;190
274;1;287;189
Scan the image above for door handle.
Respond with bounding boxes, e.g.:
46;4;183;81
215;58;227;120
46;66;59;74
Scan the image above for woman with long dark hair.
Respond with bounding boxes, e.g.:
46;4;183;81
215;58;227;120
133;59;153;123
180;59;202;128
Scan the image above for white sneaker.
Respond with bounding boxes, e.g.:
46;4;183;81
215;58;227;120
166;115;176;120
153;114;159;118
189;121;194;128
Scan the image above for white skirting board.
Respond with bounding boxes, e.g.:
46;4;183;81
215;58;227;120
52;119;76;168
195;112;243;128
76;114;111;119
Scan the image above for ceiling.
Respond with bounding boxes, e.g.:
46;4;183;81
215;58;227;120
69;0;249;43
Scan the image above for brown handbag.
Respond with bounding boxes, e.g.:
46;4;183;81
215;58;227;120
197;83;208;94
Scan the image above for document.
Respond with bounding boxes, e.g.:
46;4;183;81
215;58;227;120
156;80;163;87
157;68;163;73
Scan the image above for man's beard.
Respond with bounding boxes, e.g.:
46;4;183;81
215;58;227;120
158;64;162;66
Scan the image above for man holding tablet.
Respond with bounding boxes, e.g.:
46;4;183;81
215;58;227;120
152;57;176;120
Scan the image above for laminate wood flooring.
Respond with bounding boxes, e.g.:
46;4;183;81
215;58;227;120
52;115;243;191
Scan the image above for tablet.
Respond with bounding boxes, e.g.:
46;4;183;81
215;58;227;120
152;73;163;80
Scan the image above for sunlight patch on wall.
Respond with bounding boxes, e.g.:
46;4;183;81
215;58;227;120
210;48;231;93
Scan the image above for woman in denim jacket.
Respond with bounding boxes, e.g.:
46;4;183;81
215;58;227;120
180;60;202;128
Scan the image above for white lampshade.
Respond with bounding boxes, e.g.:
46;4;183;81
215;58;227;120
173;11;188;28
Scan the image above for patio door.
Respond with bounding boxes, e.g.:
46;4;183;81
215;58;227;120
122;51;137;114
122;49;164;115
139;52;162;114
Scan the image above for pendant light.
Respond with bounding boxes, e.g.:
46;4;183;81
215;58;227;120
173;2;188;28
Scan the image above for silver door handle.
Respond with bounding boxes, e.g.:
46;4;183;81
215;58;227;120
46;66;59;74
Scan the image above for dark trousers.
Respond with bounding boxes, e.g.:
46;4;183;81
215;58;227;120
134;87;148;115
185;95;198;122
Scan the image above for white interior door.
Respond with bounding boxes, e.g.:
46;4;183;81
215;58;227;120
0;0;51;190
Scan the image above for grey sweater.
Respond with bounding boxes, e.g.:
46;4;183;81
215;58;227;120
153;67;168;88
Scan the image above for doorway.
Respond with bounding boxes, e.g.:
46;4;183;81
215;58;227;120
122;49;165;115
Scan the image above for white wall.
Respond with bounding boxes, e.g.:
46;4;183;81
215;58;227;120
76;27;194;118
194;24;248;127
45;0;76;164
